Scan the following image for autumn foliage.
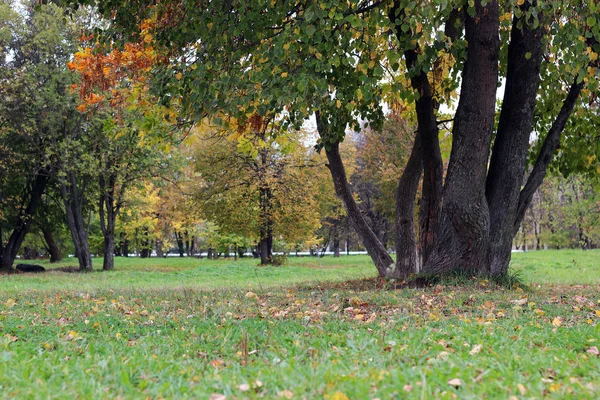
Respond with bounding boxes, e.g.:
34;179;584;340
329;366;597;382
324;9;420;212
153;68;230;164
67;19;158;112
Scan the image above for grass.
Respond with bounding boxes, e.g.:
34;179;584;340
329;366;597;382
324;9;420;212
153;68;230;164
0;250;599;399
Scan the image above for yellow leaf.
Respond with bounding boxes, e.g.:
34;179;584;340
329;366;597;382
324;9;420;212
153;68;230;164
552;317;562;327
175;72;183;80
517;0;525;5
281;72;288;78
517;383;526;395
329;392;349;400
590;52;598;61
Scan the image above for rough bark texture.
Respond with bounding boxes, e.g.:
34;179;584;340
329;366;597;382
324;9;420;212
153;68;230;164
317;113;394;276
393;133;423;278
485;7;544;276
389;1;444;267
61;173;92;272
514;79;584;233
0;172;49;270
41;226;62;263
423;0;499;275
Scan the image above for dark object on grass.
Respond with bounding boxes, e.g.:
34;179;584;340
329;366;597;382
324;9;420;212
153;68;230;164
16;264;46;273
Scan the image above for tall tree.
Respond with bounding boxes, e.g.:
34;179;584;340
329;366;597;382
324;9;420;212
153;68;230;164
57;0;600;277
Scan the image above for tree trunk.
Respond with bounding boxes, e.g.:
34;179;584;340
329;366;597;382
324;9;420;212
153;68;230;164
99;175;120;271
393;133;423;278
122;237;129;257
0;172;49;270
316;112;394;277
61;172;92;272
156;239;164;258
485;4;544;276
176;231;185;257
389;4;444;266
513;78;585;233
41;226;62;263
423;0;499;275
259;185;273;265
332;223;340;257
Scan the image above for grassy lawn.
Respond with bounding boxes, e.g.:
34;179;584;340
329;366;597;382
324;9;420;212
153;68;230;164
1;250;599;399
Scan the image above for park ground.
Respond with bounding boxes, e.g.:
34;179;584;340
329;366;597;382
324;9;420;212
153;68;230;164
0;250;599;399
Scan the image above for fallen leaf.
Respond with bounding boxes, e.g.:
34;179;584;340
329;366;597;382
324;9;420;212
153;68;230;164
403;384;413;392
552;317;562;327
587;346;599;355
209;394;226;400
245;292;257;299
470;344;483;355
277;390;293;399
517;383;526;395
511;298;528;306
238;383;250;392
330;392;349;400
448;378;462;387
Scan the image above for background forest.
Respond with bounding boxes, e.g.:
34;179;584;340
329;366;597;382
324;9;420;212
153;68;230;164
1;0;599;274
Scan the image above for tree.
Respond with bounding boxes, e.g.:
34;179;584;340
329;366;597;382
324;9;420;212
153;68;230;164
57;0;600;278
0;2;78;270
191;124;322;264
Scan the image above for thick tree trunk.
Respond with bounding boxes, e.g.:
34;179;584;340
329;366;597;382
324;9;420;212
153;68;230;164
41;226;62;263
393;133;423;278
485;5;545;276
317;113;394;277
61;174;92;272
423;0;499;275
0;172;49;270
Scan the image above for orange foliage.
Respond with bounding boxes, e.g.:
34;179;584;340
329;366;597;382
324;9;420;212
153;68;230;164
67;19;159;113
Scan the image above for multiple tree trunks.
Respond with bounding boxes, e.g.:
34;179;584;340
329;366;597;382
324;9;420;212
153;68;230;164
324;0;586;278
61;172;92;272
485;4;545;276
0;172;49;271
317;110;394;277
41;227;62;263
393;133;423;278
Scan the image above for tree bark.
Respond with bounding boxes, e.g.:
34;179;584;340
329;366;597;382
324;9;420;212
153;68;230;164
258;176;274;264
423;0;500;275
389;2;444;267
393;133;423;278
514;79;584;233
41;226;62;263
99;174;120;271
317;112;394;276
61;172;92;272
0;172;49;270
176;231;185;257
485;5;545;276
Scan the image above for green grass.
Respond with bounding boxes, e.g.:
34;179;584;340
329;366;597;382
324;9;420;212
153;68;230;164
1;250;599;399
